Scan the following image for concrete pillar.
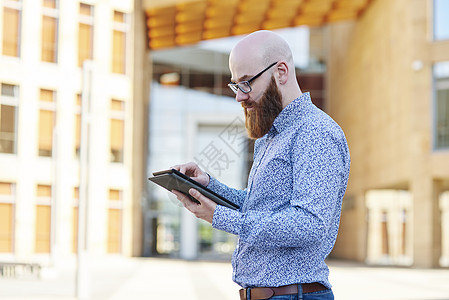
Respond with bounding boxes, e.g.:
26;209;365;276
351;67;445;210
388;203;402;264
401;191;414;265
432;181;444;267
440;192;449;267
131;0;150;257
366;199;382;264
412;179;442;267
409;0;438;269
180;209;198;260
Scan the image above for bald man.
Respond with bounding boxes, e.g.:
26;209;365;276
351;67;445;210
172;30;350;300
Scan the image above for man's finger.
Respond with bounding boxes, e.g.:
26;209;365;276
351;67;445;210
189;188;215;206
171;190;190;206
171;189;199;210
189;188;202;202
170;165;180;171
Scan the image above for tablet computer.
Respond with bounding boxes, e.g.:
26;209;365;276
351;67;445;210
148;169;239;210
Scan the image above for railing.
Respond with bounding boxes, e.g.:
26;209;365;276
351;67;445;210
0;262;41;279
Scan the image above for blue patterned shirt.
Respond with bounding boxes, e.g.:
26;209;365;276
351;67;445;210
209;92;350;289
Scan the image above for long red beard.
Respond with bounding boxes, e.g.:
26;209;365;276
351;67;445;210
244;76;283;139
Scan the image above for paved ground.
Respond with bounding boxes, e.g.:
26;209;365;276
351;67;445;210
1;256;449;300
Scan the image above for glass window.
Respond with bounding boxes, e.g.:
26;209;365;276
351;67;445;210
2;0;22;57
78;3;94;67
41;0;59;62
0;83;19;154
434;61;449;149
35;184;52;253
112;11;127;74
38;89;56;157
0;182;15;253
75;94;81;157
73;187;78;253
434;0;449;40
110;99;125;163
107;189;122;253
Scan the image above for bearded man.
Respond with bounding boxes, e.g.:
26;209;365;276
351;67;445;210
172;30;350;300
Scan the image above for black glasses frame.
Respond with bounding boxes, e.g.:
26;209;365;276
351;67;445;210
228;62;278;94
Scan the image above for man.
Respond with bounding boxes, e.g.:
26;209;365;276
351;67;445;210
172;30;350;300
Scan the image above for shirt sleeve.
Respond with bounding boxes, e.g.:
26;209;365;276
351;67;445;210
207;176;247;209
212;129;350;249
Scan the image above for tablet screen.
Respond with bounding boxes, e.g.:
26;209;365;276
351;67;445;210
148;169;239;210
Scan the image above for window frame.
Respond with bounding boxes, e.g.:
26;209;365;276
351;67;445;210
35;184;52;253
41;0;59;63
0;83;19;155
78;3;94;67
0;182;16;253
75;94;81;157
111;10;128;74
433;61;449;151
433;0;449;41
107;188;123;253
38;89;57;157
1;0;22;57
110;99;125;163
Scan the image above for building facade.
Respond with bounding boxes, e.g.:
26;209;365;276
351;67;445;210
142;0;449;267
328;0;449;267
3;0;448;270
0;0;145;265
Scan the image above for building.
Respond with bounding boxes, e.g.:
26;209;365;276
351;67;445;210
0;0;147;266
2;0;448;271
141;0;449;268
327;0;449;267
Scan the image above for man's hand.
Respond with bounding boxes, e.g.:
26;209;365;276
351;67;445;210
171;162;210;186
172;188;217;224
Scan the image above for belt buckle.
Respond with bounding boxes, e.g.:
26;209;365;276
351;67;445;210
239;287;275;300
239;288;246;300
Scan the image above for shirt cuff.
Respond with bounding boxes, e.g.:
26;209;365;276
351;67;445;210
212;204;242;236
206;176;219;190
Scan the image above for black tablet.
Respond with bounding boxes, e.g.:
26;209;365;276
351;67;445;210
148;169;239;210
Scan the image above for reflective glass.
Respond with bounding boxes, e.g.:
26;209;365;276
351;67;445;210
434;0;449;40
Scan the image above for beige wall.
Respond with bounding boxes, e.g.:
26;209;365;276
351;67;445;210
328;0;449;267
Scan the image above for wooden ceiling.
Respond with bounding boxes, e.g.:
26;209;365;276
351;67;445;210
144;0;373;50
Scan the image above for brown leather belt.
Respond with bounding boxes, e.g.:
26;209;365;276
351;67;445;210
239;283;326;300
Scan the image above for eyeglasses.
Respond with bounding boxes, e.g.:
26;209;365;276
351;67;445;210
228;62;278;94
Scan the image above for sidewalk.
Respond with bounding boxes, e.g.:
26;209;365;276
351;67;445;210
1;256;449;300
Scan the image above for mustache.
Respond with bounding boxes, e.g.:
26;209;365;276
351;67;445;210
241;101;256;109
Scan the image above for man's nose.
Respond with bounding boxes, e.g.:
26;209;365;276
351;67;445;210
235;88;249;103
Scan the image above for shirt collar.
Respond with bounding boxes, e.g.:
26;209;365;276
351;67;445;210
268;92;311;136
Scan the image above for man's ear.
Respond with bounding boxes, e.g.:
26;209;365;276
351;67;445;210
277;62;289;85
